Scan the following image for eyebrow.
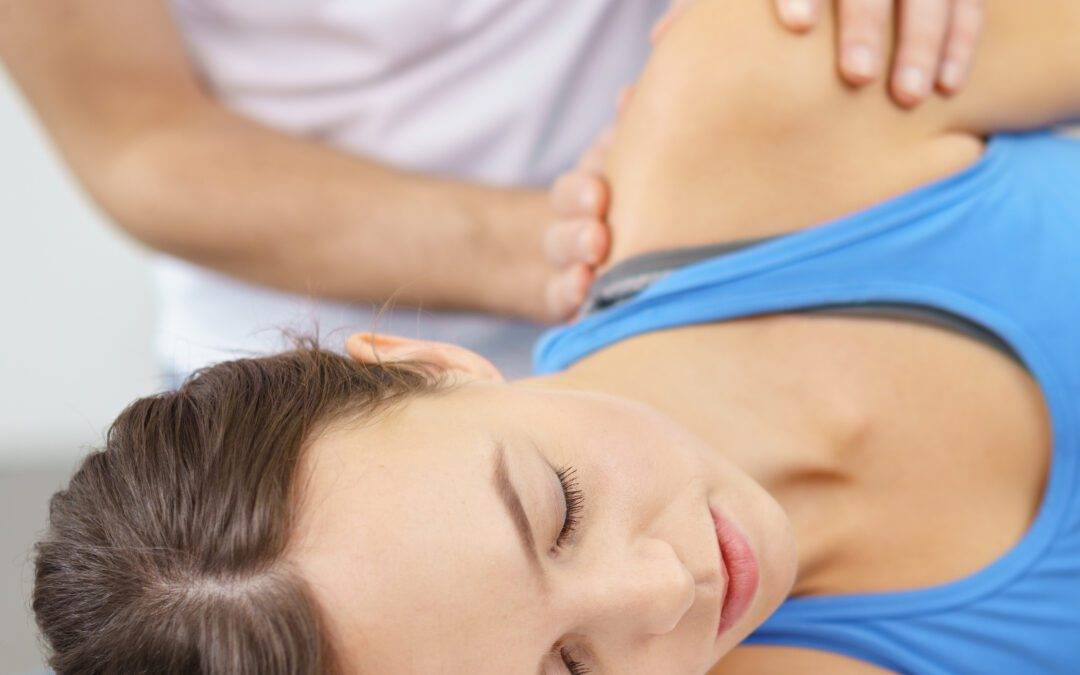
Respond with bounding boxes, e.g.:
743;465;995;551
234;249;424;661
492;439;548;588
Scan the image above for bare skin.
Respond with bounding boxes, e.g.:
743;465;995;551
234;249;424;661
0;0;607;323
568;0;1078;671
604;0;1080;268
557;0;990;301
0;1;987;325
296;1;1077;673
663;0;985;107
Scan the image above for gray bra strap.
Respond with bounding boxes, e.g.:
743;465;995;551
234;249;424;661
583;238;1024;369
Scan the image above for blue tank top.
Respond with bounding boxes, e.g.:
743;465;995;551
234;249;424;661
533;132;1080;674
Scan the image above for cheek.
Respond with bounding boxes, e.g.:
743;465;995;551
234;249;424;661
583;412;711;512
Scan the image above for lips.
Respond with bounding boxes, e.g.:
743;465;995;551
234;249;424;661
710;507;760;639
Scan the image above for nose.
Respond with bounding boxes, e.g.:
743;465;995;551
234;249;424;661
585;537;697;636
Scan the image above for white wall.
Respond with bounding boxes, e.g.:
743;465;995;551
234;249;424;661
0;70;159;467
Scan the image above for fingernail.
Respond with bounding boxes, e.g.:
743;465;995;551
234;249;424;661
780;0;813;26
897;66;929;100
845;45;877;80
939;59;965;91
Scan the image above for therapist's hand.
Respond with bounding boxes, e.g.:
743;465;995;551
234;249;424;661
655;0;985;108
776;0;984;107
543;127;615;322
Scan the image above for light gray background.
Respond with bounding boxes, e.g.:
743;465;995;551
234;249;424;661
1;69;159;672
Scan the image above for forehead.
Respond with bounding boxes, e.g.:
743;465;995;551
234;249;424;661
290;386;555;673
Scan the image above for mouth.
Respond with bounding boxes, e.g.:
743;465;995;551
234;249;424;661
710;506;760;639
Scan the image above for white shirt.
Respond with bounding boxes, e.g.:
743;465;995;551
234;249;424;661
159;0;667;379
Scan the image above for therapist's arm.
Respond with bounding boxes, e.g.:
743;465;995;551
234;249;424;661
0;0;598;324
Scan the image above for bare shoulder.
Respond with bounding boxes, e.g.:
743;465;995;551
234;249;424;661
601;0;982;269
629;0;1080;134
601;0;1080;271
711;645;896;675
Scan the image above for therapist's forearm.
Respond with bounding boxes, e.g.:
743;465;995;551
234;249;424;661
93;102;549;320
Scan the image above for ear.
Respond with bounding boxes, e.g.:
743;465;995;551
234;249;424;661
345;333;506;383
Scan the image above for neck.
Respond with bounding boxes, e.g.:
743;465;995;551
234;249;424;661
518;323;873;594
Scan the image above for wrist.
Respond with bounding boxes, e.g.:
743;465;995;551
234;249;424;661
459;184;551;322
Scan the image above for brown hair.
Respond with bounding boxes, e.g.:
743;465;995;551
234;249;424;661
32;344;448;674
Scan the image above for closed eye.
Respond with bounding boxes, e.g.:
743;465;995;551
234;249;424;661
554;465;584;549
561;646;592;674
551;465;593;672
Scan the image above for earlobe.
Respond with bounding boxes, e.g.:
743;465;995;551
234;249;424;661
345;333;506;383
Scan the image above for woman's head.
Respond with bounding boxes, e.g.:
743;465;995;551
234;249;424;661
33;334;796;674
32;341;446;674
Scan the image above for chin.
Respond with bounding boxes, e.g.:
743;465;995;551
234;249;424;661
752;500;799;625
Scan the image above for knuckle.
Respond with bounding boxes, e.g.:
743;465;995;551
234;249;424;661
900;5;950;64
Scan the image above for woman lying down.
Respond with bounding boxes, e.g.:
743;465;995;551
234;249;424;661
32;1;1080;673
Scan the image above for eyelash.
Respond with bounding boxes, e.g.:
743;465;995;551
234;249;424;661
554;465;585;549
560;647;592;675
553;466;589;673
